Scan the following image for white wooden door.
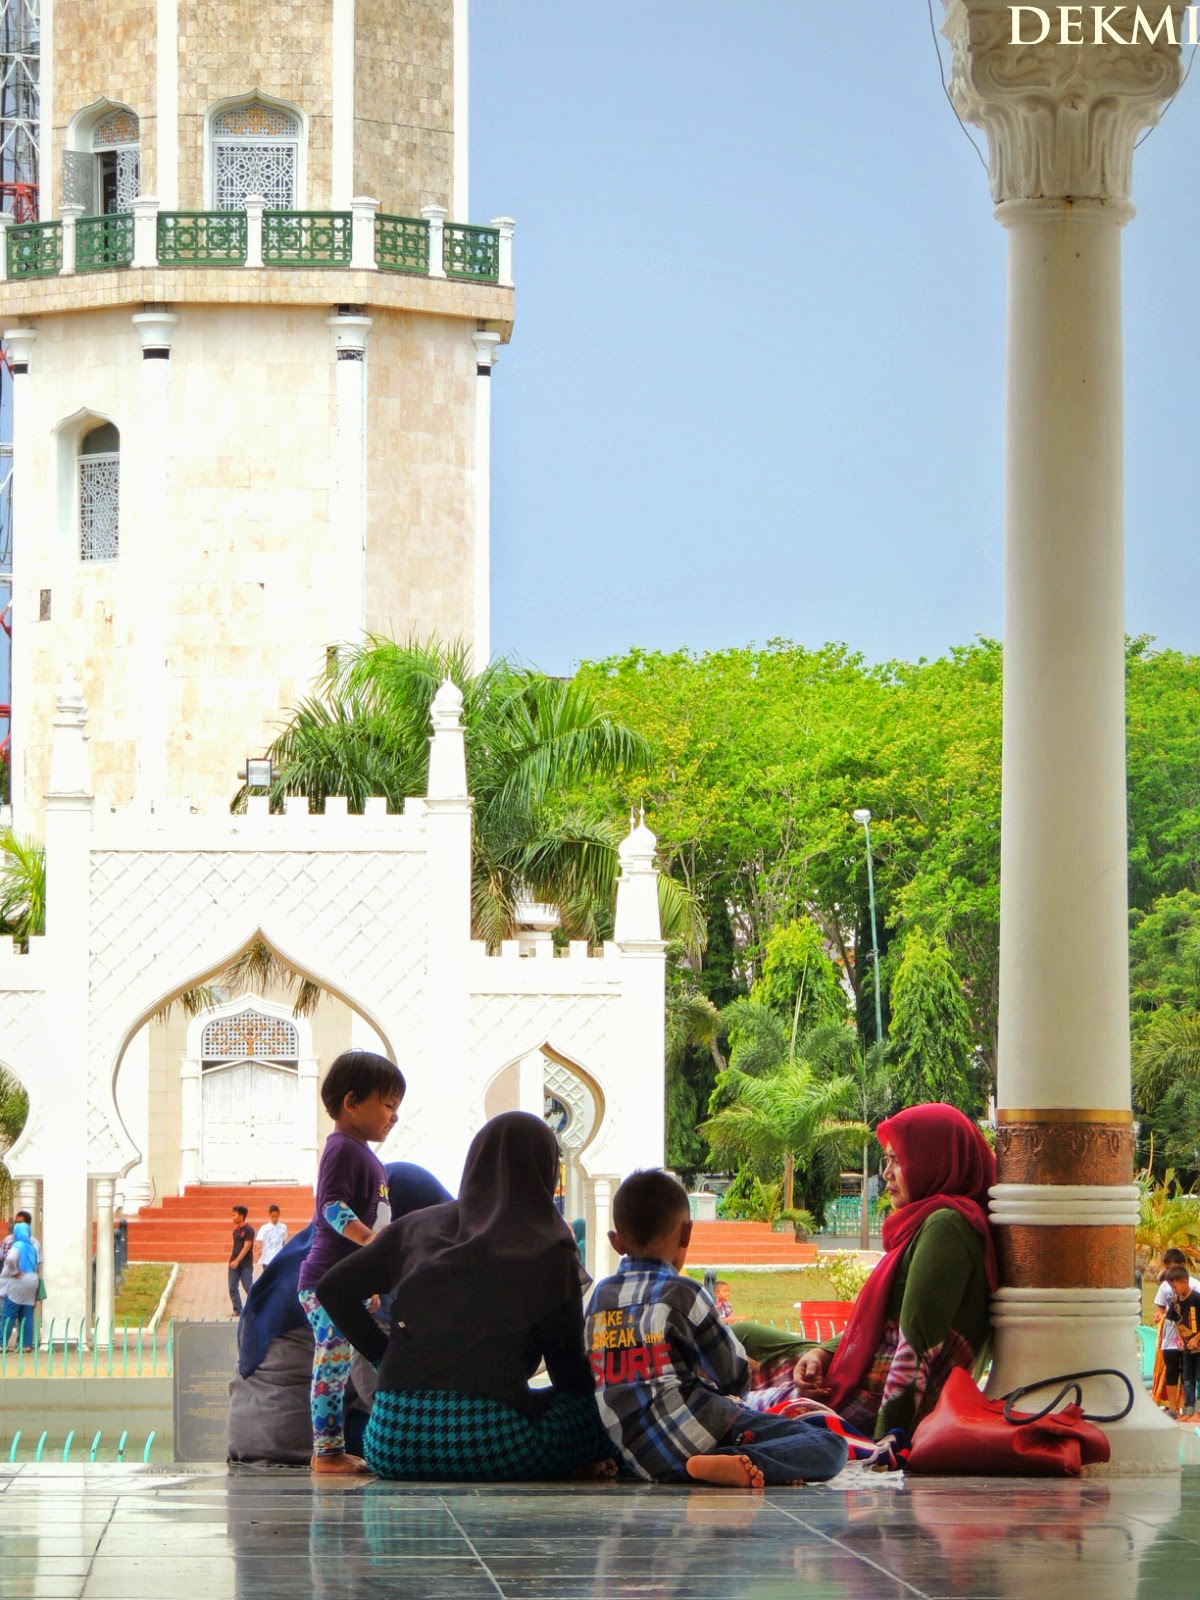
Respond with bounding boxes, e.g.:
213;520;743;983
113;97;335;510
201;1060;298;1182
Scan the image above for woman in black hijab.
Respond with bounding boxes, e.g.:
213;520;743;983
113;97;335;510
316;1110;612;1480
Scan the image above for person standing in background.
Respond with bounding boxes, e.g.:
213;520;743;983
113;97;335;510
255;1205;288;1273
229;1205;255;1317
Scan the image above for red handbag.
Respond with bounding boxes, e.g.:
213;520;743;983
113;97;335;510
906;1366;1131;1477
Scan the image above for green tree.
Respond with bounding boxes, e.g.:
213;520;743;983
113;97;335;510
0;829;46;945
256;637;703;950
664;980;724;1180
752;919;848;1033
886;930;978;1112
699;1058;866;1215
0;1064;29;1217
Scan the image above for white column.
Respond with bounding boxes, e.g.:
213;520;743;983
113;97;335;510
14;1178;39;1232
517;1049;544;1117
129;312;179;809
38;0;54;219
3;327;36;831
180;1057;201;1189
471;331;501;670
590;1175;619;1283
452;0;469;220
131;197;160;270
422;680;474;1182
613;813;668;1171
491;217;515;289
156;0;179;209
93;1177;115;1346
116;1026;153;1213
40;682;93;1343
942;0;1182;1470
244;195;265;269
0;213;11;281
298;1056;320;1185
332;0;356;209
326;313;372;647
60;203;82;276
350;196;378;271
422;205;447;277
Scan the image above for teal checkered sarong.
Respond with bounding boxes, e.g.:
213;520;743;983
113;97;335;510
364;1387;611;1481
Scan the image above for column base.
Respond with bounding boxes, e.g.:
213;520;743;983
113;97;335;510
987;1288;1179;1472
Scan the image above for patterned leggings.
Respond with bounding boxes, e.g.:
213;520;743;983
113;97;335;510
298;1288;354;1457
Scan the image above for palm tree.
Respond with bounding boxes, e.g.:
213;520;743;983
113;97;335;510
250;637;705;952
1135;1163;1200;1272
0;829;45;946
0;1063;29;1217
1135;1011;1200;1107
699;1057;867;1214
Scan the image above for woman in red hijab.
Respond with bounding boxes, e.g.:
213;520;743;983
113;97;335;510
788;1103;998;1441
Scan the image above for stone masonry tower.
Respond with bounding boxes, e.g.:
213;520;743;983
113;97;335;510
1;0;511;829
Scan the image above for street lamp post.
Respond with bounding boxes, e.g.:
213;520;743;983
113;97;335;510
853;807;884;1251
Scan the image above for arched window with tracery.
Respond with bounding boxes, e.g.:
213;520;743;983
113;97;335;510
211;102;301;211
63;106;141;215
201;1007;300;1062
78;422;119;562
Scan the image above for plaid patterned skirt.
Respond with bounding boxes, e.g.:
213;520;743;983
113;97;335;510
364;1387;612;1481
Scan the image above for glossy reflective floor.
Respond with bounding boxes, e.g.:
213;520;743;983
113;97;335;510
2;1463;1198;1600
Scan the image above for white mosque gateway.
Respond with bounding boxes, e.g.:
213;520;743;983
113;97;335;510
0;0;666;1343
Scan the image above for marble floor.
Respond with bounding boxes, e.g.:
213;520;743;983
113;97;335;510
0;1462;1196;1600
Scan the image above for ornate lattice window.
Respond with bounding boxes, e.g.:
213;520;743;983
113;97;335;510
78;422;119;562
201;1007;300;1061
212;102;300;211
92;109;140;213
63;106;141;214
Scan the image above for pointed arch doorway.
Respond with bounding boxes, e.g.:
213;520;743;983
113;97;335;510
190;997;317;1185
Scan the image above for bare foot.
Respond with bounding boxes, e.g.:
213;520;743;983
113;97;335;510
686;1454;765;1489
311;1452;370;1476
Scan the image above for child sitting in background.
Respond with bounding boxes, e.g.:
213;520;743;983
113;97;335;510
297;1049;406;1475
585;1170;849;1488
714;1281;735;1324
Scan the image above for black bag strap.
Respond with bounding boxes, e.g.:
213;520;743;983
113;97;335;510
1000;1368;1135;1425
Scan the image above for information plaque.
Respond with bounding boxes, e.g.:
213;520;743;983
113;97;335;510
173;1320;239;1462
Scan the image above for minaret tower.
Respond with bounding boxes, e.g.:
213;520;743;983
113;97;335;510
1;0;511;827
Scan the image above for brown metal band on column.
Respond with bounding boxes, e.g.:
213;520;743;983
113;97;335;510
997;1225;1132;1289
993;1114;1135;1290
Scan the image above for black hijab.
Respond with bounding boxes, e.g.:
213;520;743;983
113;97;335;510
382;1111;581;1374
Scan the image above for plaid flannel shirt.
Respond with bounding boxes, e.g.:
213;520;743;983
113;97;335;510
585;1256;750;1482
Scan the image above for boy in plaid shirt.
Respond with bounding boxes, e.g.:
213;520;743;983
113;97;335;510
585;1171;849;1487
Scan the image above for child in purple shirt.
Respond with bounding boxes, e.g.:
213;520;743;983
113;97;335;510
297;1049;406;1474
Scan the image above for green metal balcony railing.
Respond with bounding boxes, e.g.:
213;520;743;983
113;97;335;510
444;222;499;282
2;211;505;283
263;209;352;266
75;212;134;273
375;213;430;275
158;210;248;266
7;218;62;279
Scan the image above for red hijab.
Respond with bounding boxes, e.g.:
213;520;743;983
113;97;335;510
825;1103;998;1413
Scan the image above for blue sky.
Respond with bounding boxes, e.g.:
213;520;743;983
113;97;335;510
470;2;1200;675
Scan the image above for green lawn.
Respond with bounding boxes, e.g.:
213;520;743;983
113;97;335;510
114;1263;172;1324
684;1269;838;1327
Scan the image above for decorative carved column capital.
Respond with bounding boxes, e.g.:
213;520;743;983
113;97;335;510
940;0;1182;208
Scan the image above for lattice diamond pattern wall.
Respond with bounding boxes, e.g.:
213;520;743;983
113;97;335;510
87;848;428;1170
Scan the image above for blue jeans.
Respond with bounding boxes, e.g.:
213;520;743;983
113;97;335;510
228;1261;253;1314
1;1301;34;1350
718;1404;849;1485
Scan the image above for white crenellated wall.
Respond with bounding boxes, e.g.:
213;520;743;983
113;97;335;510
0;678;667;1336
